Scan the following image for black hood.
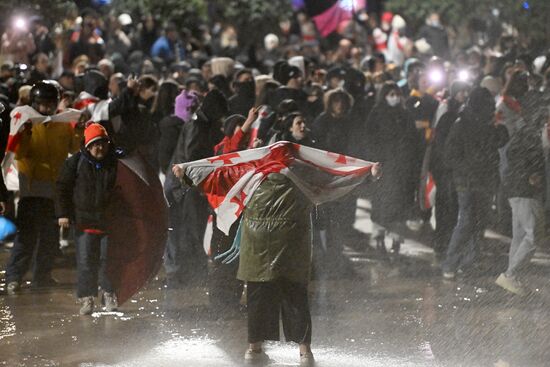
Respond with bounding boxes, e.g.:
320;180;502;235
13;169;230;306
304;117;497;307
200;89;228;122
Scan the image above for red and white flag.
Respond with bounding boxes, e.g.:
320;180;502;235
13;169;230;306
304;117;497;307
2;106;81;190
74;91;110;122
176;141;375;235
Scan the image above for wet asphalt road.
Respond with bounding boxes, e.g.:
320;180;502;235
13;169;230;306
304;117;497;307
1;199;550;367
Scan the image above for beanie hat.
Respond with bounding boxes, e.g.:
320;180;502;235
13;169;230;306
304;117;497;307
278;65;302;85
84;123;109;147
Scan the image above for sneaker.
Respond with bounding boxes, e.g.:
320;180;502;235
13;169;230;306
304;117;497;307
495;273;526;296
244;348;268;362
79;296;94;315
300;351;315;365
7;281;20;295
442;271;456;280
103;292;118;312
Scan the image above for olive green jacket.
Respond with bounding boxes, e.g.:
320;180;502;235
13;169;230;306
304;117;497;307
236;173;312;284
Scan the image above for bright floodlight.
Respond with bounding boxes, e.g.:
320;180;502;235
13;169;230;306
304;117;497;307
429;69;444;84
14;17;27;31
458;69;470;82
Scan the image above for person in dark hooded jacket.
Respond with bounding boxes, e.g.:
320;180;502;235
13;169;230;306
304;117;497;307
312;88;354;155
163;89;228;287
441;87;508;279
228;69;256;117
430;81;470;257
366;81;422;253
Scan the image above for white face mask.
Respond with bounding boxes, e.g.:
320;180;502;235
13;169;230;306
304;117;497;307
386;95;401;107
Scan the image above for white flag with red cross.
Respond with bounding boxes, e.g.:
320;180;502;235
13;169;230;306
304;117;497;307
1;105;81;190
175;141;375;235
74;91;110;123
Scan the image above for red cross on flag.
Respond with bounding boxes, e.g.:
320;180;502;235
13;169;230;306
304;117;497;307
175;141;375;234
1;106;82;190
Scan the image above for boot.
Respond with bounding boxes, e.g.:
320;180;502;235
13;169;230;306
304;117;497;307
79;296;94;315
103;292;118;312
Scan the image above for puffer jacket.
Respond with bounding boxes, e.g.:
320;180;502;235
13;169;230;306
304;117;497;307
237;173;313;285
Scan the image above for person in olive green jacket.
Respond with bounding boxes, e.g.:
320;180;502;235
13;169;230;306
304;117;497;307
237;172;315;364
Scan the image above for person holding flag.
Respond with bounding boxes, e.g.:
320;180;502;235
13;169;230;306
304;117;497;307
5;81;82;294
173;141;381;364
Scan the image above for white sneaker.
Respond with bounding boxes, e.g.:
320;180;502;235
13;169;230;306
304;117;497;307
244;348;268;362
103;292;118;312
300;351;315;365
442;271;455;280
79;296;94;315
495;273;526;296
7;281;20;295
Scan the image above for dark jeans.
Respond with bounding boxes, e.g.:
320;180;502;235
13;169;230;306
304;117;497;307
442;190;491;273
164;187;209;283
6;197;59;284
76;231;112;298
433;175;458;256
247;279;312;345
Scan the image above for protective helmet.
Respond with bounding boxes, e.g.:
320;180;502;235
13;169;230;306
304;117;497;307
30;81;60;115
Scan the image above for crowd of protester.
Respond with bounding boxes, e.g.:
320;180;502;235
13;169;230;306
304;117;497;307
1;3;550;362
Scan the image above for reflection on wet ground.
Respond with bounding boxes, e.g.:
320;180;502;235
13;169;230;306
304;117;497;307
1;202;550;366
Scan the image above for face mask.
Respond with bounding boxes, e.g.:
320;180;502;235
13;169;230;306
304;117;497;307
386;95;401;107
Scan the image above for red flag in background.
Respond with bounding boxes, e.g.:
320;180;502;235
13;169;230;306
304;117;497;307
304;0;366;37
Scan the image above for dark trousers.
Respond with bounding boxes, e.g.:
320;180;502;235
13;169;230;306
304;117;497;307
247;279;312;345
433;176;458;256
164;187;209;283
75;231;112;298
6;197;59;284
443;191;491;273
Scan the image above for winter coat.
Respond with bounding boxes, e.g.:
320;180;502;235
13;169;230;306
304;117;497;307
430;98;461;182
503;125;545;199
365;103;422;224
164;110;224;205
312;112;352;155
56;148;119;230
109;88;158;153
416;24;449;59
157;115;184;173
444;109;508;192
237;173;312;285
228;92;255;117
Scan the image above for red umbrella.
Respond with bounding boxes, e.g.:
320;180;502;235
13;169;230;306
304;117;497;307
106;154;168;305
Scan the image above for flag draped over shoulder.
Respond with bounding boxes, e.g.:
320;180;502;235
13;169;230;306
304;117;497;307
176;141;375;235
74;91;110;122
1;106;81;189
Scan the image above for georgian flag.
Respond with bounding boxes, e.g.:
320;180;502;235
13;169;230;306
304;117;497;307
175;141;375;235
1;106;82;190
74;91;110;122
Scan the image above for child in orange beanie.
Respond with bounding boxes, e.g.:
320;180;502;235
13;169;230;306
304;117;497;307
56;123;121;315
